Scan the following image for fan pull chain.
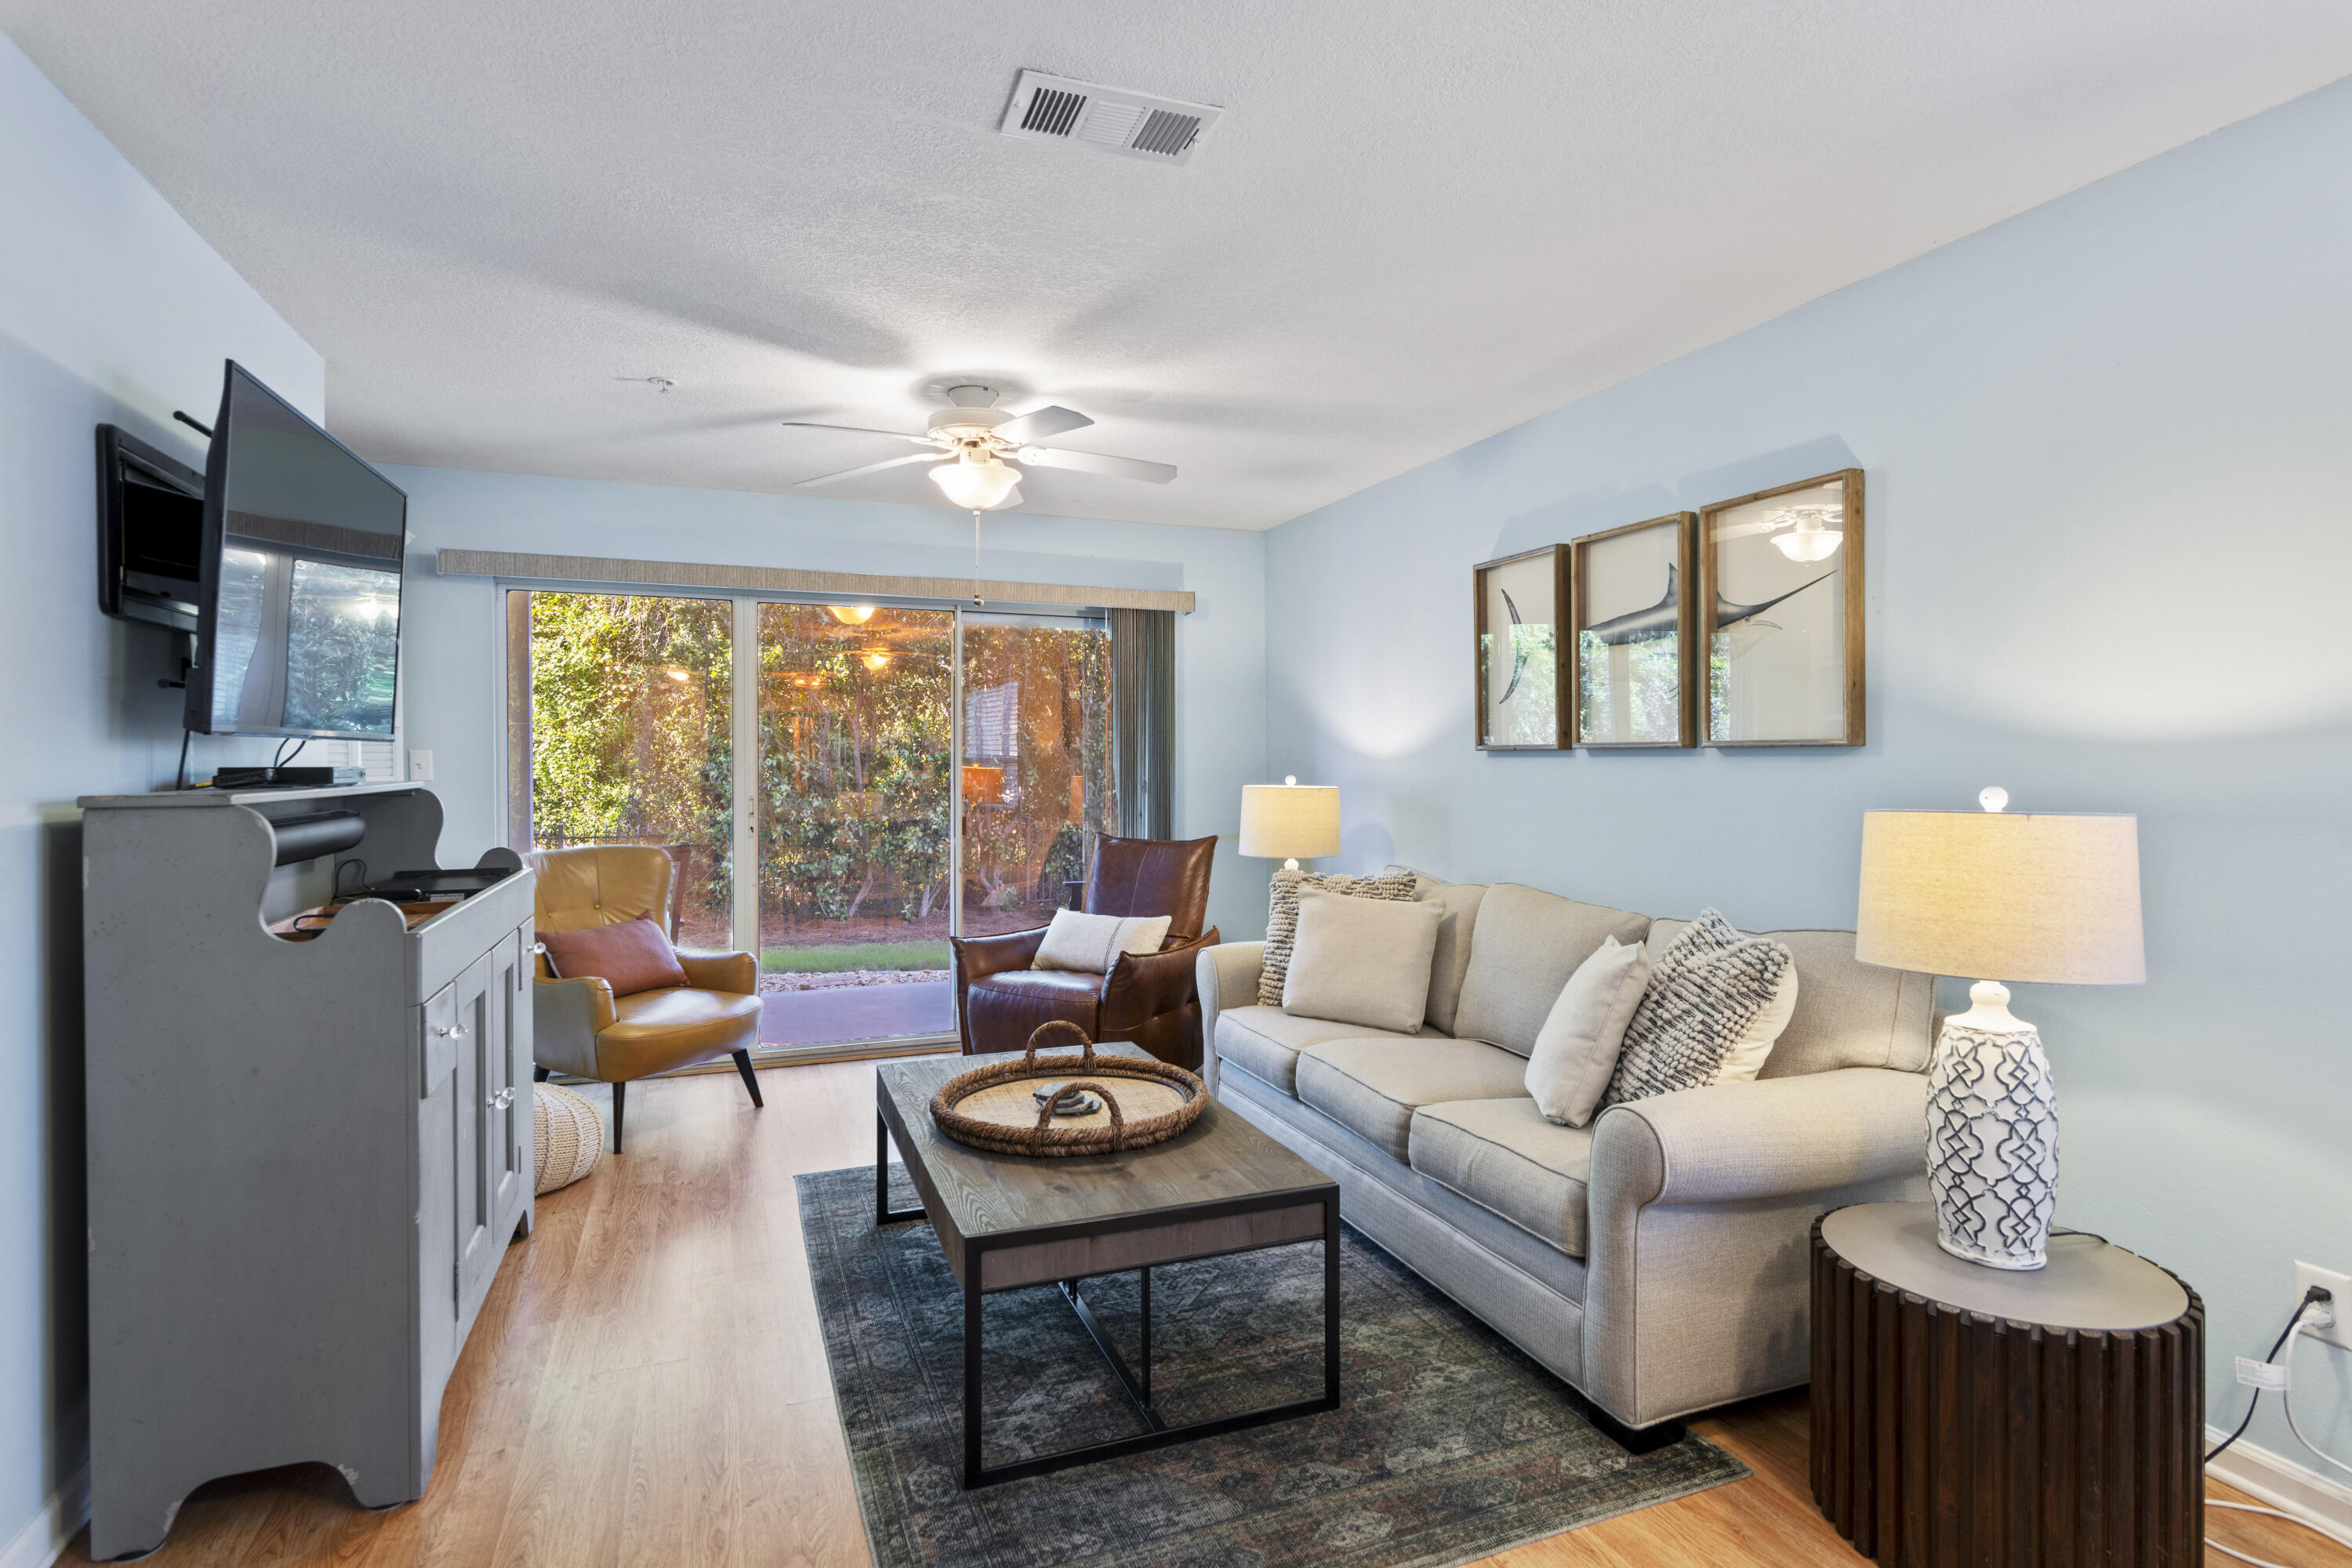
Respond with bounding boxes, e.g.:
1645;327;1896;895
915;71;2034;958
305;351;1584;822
971;509;985;607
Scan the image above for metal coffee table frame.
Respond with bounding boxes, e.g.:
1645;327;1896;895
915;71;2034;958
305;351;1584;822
876;1112;1341;1489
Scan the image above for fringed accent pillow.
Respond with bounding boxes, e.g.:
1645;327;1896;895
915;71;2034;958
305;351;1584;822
1258;869;1420;1008
1602;909;1795;1109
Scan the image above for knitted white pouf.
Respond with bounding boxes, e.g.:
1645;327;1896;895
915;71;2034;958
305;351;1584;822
534;1082;604;1195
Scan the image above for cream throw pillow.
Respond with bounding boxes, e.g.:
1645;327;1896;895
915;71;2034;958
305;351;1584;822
1523;935;1652;1127
1281;891;1443;1034
1258;869;1420;1007
1033;909;1172;973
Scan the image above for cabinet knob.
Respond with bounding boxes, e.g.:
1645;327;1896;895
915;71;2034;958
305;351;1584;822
437;1024;467;1039
489;1087;515;1111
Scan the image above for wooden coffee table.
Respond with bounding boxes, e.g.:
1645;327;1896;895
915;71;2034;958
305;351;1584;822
875;1045;1341;1487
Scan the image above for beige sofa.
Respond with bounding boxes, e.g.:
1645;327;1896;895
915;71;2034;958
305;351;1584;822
1198;877;1939;1444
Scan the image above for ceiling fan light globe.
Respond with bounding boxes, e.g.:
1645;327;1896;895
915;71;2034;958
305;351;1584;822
1769;521;1843;562
931;454;1022;510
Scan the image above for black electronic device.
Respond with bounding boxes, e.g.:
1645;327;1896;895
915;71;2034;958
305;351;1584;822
364;868;506;903
96;425;207;633
185;362;408;739
210;765;368;790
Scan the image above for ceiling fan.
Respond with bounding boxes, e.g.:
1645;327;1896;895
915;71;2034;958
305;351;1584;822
783;384;1177;510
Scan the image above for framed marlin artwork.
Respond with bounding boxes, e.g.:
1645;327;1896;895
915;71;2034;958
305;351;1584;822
1570;513;1697;748
1697;469;1865;746
1473;545;1567;750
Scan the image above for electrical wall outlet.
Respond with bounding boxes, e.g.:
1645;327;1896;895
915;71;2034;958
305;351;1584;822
408;750;434;782
2295;1261;2351;1350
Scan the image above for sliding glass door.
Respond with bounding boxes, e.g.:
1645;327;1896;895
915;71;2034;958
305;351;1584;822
960;615;1116;938
508;591;1112;1056
755;604;956;1047
512;591;733;946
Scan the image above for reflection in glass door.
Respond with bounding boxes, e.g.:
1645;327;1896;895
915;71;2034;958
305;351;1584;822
755;604;956;1047
513;590;733;946
960;616;1116;938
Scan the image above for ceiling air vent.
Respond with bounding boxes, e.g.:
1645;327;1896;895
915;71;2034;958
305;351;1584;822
998;70;1221;165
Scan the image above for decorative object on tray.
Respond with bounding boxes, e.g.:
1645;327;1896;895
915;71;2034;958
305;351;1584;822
1570;512;1697;748
533;1082;603;1195
1031;1083;1105;1116
1856;791;2144;1271
1473;545;1568;749
931;1022;1206;1157
1698;468;1864;746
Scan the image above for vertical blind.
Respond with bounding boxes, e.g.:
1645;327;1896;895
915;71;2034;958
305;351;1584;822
1109;608;1174;840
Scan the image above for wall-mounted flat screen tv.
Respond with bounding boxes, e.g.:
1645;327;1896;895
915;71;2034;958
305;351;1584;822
185;362;408;738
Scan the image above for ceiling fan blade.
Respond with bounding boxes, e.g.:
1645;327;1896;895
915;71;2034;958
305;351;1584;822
1711;517;1791;540
793;452;942;488
1016;445;1178;485
779;421;942;447
992;405;1094;445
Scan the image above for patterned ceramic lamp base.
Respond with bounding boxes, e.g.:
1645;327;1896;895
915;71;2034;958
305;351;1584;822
1925;982;2057;1271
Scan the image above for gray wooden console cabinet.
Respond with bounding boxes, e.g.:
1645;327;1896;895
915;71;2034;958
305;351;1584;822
78;782;535;1561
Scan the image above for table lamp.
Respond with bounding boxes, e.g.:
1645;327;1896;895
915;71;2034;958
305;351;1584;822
1854;789;2143;1271
1238;777;1341;871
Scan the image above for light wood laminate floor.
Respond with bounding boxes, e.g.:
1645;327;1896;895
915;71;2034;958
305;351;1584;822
64;1058;2347;1567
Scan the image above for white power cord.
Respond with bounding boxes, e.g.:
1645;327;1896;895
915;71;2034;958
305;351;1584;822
2204;1285;2352;1567
2281;1302;2352;1483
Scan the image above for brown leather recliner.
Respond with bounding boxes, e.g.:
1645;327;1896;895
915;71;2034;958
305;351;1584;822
952;833;1219;1069
528;845;764;1152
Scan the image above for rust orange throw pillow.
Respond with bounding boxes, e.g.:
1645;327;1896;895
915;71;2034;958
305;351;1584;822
538;917;689;997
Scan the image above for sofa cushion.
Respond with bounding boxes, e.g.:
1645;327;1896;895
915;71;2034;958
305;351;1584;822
1453;884;1652;1057
1258;870;1420;1007
1295;1040;1531;1162
1214;1006;1420;1097
1409;1098;1595;1258
1646;920;1935;1076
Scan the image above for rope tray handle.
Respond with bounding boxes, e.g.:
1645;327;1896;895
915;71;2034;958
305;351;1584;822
1022;1019;1097;1070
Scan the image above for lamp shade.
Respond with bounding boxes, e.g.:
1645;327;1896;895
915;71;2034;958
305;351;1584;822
1239;782;1341;861
1856;810;2145;985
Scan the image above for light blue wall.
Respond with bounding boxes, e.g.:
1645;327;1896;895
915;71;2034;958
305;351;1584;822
381;466;1272;943
0;33;324;1544
1266;77;2352;1460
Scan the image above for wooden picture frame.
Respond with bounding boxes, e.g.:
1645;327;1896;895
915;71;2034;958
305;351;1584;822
1473;545;1568;750
1569;513;1696;748
1697;468;1864;747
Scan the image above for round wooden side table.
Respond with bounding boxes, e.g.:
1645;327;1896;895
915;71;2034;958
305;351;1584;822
1810;1202;2204;1566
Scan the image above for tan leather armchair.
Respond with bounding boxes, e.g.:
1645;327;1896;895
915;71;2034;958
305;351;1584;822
528;845;764;1151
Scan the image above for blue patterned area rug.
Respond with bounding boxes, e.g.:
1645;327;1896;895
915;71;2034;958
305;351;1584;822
797;1166;1748;1568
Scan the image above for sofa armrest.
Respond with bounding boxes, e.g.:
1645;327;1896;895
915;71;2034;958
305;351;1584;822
1580;1067;1929;1429
1196;940;1265;1094
532;975;616;1079
1590;1067;1929;1207
677;949;757;994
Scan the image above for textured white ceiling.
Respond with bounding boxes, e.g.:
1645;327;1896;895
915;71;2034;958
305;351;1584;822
8;2;2349;530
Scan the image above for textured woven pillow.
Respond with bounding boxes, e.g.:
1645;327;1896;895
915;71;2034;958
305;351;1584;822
1033;909;1172;973
1602;909;1794;1109
1258;869;1420;1007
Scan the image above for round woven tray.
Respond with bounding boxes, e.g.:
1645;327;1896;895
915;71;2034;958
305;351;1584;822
931;1022;1207;1158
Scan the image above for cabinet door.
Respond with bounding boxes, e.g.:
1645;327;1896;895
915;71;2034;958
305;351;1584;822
453;952;497;1322
487;929;528;1233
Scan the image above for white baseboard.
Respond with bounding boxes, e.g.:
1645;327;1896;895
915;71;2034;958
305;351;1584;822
0;1466;88;1568
2208;1427;2352;1548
